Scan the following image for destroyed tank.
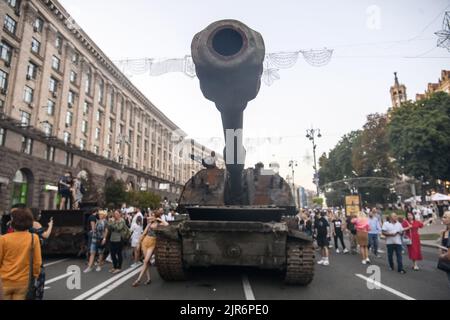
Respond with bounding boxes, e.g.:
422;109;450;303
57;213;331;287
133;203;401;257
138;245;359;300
154;20;314;285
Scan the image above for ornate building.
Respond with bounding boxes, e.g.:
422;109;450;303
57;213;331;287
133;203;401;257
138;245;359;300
390;72;408;109
416;70;450;101
0;0;222;211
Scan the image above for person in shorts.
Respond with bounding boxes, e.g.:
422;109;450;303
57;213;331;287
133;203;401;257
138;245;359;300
314;211;330;266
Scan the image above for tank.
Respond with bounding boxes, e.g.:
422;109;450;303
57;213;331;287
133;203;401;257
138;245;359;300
38;203;96;256
154;20;314;285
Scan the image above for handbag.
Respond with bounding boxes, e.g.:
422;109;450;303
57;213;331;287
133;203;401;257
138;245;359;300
437;256;450;272
25;234;37;300
402;222;412;246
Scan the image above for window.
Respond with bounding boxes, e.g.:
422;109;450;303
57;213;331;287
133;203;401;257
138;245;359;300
96;110;102;124
68;90;75;105
20;111;31;127
120;98;125;121
0;99;4;113
108;118;114;132
34;18;44;33
23;86;34;104
72;52;79;64
98;79;104;104
63;132;71;144
65;111;73;126
119;124;123;135
47;100;55;116
93;145;99;155
65;152;73;167
129;130;133;144
0;42;12;64
51;56;60;71
81;120;88;134
21;136;33;155
105;150;111;159
43;122;52;136
106;134;111;146
55;35;62;50
7;0;18;9
49;77;57;93
0;70;8;91
70;71;77;83
26;61;37;80
0;127;5;146
3;15;17;35
83;101;90;115
84;69;91;94
31;38;41;55
95;127;100;140
45;145;55;162
110;89;115;113
80;139;86;151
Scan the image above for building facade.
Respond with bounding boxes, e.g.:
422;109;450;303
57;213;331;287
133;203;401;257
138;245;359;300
390;72;407;109
0;0;222;212
416;70;450;101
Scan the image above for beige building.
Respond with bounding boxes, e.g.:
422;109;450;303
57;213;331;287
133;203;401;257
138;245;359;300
416;70;450;101
0;0;222;211
390;72;408;109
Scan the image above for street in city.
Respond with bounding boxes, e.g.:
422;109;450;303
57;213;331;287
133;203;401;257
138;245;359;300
42;239;448;301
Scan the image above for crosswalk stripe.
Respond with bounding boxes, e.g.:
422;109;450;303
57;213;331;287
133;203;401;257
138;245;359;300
72;265;140;300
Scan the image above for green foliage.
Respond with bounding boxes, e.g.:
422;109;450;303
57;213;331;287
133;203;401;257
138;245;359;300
104;179;127;209
127;191;161;210
313;197;324;206
388;92;450;181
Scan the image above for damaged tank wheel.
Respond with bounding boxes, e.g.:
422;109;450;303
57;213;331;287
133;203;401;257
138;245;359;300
284;241;314;285
155;237;186;281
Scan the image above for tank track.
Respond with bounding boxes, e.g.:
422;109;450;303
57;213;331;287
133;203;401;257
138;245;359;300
155;237;186;281
284;240;314;285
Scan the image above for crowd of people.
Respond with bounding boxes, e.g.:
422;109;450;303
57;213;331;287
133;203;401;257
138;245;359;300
1;199;448;300
296;206;450;288
0;201;179;300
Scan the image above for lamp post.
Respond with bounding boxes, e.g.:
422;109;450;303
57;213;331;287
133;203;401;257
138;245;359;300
306;128;322;197
289;160;298;207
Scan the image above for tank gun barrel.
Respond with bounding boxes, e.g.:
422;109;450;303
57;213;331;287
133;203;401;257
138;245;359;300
191;20;265;204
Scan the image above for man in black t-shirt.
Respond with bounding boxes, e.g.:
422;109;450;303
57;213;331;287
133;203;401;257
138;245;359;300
332;215;348;254
314;211;330;266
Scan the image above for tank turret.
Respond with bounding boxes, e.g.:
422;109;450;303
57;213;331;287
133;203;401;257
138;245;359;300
191;20;265;205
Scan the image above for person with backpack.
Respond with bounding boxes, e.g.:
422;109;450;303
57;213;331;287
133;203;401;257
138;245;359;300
101;210;129;274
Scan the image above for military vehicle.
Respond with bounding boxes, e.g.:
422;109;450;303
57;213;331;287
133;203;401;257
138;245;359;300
154;20;314;285
38;203;96;256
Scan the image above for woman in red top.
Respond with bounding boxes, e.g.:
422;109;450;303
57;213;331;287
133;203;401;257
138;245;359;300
402;212;433;270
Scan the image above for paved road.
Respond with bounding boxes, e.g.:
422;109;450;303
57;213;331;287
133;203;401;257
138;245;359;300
41;240;449;300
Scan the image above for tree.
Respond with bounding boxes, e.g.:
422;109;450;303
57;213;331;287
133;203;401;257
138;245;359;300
388;92;450;182
352;113;396;179
127;191;161;210
104;179;127;209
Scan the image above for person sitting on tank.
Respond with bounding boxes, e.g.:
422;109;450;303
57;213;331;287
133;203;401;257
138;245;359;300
202;151;217;169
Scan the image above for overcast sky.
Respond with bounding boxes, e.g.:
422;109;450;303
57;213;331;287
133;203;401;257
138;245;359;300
60;0;450;189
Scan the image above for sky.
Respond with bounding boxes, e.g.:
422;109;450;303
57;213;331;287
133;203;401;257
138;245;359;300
59;0;450;190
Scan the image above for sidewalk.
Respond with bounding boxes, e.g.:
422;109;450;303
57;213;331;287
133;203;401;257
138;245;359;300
419;220;445;249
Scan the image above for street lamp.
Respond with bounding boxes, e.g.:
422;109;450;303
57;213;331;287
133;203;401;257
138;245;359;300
306;127;322;197
289;160;298;207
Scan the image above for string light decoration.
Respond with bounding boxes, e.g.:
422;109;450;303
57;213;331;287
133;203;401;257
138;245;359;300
435;11;450;51
114;48;334;87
